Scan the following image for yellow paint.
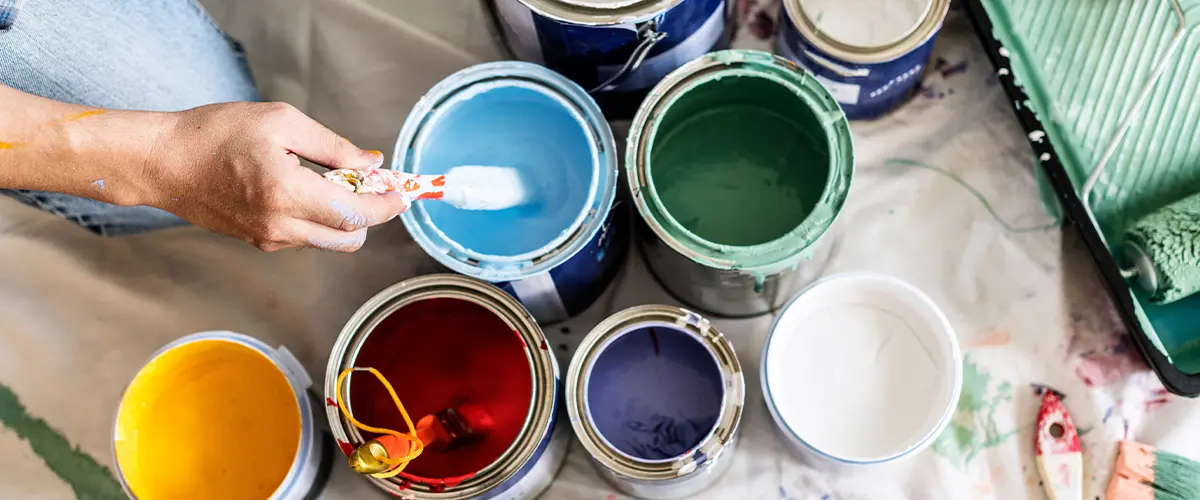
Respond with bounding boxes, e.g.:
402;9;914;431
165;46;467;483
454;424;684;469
114;339;300;500
0;141;21;149
59;109;106;122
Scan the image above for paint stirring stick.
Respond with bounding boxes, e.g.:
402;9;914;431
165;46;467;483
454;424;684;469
348;404;494;475
324;166;532;211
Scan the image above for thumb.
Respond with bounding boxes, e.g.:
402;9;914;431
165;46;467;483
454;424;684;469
278;110;384;170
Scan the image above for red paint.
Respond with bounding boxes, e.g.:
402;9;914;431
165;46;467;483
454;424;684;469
1035;390;1080;456
350;298;533;482
336;440;356;457
326;397;338;408
539;339;548;351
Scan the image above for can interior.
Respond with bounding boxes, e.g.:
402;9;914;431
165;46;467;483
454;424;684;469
764;275;959;463
646;72;832;247
114;339;301;500
348;297;535;482
797;0;932;48
413;79;597;261
583;322;724;462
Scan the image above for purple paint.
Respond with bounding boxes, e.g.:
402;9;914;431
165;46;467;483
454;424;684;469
584;325;724;461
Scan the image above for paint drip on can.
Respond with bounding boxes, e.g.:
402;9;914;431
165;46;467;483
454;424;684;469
113;332;333;500
485;0;730;119
566;305;744;500
762;273;962;465
627;49;853;318
776;0;949;120
325;274;569;499
395;61;628;325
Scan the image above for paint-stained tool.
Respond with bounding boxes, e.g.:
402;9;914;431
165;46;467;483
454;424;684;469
1108;439;1200;500
334;367;497;478
324;165;533;211
1077;0;1200;304
1034;387;1082;500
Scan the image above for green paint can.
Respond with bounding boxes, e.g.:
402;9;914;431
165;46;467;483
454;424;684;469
627;49;853;317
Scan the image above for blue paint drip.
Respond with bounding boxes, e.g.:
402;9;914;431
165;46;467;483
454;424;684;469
586;325;723;461
417;81;594;258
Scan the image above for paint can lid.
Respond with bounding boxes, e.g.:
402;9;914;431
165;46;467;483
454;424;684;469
784;0;948;62
516;0;684;25
762;273;962;464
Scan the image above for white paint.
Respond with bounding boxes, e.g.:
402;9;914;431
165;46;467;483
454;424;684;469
800;0;931;47
557;0;646;8
763;273;961;463
1040;153;1051;161
997;68;1010;76
998;47;1010;57
1028;130;1046;143
443;165;533;210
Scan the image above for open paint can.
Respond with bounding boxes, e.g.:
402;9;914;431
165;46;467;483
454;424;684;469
325;274;568;498
776;0;949;120
627;49;853;318
396;61;628;325
484;0;729;118
566;305;744;499
762;273;962;464
113;332;332;500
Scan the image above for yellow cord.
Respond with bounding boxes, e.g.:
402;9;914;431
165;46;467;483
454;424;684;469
336;367;424;479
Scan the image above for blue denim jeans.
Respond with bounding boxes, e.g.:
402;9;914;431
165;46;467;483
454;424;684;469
0;0;260;236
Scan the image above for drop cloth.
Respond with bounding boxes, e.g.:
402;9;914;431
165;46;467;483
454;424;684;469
1;1;1197;499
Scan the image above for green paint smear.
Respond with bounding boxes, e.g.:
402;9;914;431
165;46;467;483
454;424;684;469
932;355;1016;468
979;0;1200;371
652;76;829;246
0;383;124;499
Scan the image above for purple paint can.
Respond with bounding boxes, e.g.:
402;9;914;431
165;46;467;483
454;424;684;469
566;305;743;499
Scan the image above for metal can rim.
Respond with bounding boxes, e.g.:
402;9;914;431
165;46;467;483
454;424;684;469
782;0;950;64
111;332;318;500
323;274;558;498
625;49;853;274
565;304;745;482
395;61;618;283
513;0;686;26
759;272;963;464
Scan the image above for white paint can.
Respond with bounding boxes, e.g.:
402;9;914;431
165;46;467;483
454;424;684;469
761;273;962;464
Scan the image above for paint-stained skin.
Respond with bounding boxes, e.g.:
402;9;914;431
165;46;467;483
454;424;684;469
328;199;368;228
307;230;366;252
57;109;106;122
91;180;105;191
0;383;124;498
0;141;22;149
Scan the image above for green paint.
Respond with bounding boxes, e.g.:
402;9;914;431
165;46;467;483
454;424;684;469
1125;192;1200;303
932;355;1016;468
0;383;124;499
629;50;853;274
979;0;1200;371
652;76;829;246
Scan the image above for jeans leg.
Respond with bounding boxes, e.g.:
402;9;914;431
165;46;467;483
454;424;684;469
0;0;262;236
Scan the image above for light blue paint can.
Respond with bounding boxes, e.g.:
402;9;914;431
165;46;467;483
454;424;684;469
394;62;626;324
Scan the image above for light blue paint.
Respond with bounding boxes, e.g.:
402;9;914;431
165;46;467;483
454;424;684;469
328;199;367;227
91;180;105;190
415;80;595;259
308;230;365;252
585;325;724;461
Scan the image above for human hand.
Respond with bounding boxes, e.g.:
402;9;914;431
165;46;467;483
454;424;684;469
138;102;408;252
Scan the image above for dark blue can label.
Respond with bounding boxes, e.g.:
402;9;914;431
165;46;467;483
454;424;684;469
775;8;938;120
494;0;726;95
499;201;630;324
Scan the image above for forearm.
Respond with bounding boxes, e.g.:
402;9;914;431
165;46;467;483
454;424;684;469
0;84;171;206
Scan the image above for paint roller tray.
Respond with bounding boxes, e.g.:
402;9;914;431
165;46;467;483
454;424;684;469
962;0;1200;396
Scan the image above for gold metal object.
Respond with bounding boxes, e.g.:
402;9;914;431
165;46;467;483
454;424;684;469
347;439;394;475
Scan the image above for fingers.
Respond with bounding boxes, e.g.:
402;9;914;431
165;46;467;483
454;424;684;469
296;172;410;231
265;102;384;170
251;219;370;253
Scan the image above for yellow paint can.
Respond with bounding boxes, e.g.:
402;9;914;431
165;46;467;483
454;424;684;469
113;332;332;500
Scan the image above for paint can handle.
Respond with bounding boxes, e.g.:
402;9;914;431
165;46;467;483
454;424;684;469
801;49;871;78
589;21;667;93
272;346;313;389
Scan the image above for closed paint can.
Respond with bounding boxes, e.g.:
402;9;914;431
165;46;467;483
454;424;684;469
485;0;729;118
775;0;949;120
113;332;333;500
325;274;569;498
762;273;962;464
627;49;853;318
396;61;627;325
566;305;743;499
